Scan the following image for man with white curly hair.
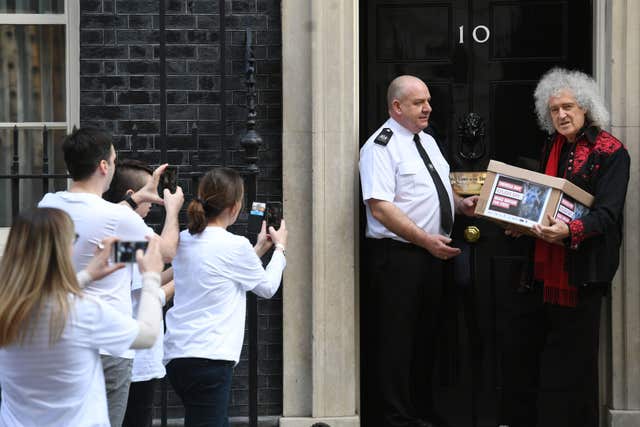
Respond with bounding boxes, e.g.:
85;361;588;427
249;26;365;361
502;68;630;427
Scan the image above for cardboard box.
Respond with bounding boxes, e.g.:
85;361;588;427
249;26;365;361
474;160;594;234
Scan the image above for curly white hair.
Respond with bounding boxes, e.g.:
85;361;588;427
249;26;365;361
533;68;609;134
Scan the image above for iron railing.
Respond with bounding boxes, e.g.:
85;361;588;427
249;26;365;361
0;123;69;222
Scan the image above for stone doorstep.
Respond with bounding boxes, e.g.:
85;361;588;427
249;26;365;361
608;409;640;427
152;416;280;427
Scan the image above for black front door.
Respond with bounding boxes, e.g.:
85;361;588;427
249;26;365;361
360;1;592;426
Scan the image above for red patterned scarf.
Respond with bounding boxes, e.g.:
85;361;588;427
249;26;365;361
533;136;577;307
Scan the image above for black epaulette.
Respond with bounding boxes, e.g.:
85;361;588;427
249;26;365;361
374;128;393;146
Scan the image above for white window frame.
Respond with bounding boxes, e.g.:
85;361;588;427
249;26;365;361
0;1;79;249
0;1;80;132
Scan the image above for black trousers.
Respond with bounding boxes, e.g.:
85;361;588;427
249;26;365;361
166;358;234;427
364;238;444;427
123;379;158;427
501;284;603;427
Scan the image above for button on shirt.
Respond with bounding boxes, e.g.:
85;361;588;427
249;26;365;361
359;117;455;240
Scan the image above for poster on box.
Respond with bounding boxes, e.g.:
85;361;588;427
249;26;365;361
554;193;590;224
483;174;552;227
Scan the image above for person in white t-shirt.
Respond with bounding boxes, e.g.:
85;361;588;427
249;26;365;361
38;127;184;427
104;159;175;427
0;207;166;427
163;167;288;427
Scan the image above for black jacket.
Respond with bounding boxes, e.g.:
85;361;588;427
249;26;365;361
533;126;630;287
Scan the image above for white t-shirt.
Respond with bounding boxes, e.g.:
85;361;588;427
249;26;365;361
163;227;286;364
359;117;455;239
39;191;154;358
0;295;138;427
130;269;166;382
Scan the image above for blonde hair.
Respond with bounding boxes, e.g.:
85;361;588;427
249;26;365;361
0;208;82;346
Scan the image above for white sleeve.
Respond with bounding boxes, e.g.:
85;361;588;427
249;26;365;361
83;298;139;355
359;143;396;202
76;270;92;288
131;266;143;291
130;272;163;349
227;239;286;299
257;250;286;298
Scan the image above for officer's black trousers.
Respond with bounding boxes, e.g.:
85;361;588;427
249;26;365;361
501;283;603;427
364;238;444;427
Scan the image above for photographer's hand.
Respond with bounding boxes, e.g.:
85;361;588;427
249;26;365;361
269;218;288;253
254;220;274;257
84;237;125;281
136;235;164;274
163;186;184;217
157;186;184;262
130;163;169;206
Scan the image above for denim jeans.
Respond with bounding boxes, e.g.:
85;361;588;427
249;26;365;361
166;358;234;427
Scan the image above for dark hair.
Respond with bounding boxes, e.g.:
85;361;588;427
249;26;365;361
187;167;244;235
103;159;153;203
62;127;113;181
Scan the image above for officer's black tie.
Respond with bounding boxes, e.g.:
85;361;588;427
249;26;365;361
413;133;453;234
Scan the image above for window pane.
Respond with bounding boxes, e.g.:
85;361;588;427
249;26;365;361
0;128;68;226
0;0;64;14
0;25;66;122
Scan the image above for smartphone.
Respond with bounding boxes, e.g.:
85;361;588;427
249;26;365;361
113;241;148;263
160;166;177;194
265;201;282;229
248;201;266;235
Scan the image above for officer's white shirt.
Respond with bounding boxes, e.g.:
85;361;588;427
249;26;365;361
359;117;454;240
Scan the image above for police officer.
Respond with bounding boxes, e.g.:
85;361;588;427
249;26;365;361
359;75;478;427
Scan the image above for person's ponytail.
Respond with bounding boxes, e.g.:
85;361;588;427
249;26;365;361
186;168;244;235
187;199;207;235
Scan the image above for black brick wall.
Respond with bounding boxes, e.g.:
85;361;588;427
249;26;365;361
80;0;283;419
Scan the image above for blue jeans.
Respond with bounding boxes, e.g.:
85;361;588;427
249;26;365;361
166;358;234;427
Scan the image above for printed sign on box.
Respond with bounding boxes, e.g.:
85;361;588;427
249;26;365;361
475;160;594;235
554;194;590;224
484;175;552;227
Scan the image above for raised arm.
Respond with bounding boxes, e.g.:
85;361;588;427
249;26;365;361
158;187;184;262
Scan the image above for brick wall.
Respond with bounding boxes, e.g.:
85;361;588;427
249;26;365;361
79;0;283;418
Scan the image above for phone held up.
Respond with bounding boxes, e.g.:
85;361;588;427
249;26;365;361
113;241;149;263
248;201;282;235
160;166;177;194
265;202;282;229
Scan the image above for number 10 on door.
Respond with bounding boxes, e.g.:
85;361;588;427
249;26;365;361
459;25;490;44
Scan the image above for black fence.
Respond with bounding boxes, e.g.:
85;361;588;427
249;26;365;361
0;124;70;223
